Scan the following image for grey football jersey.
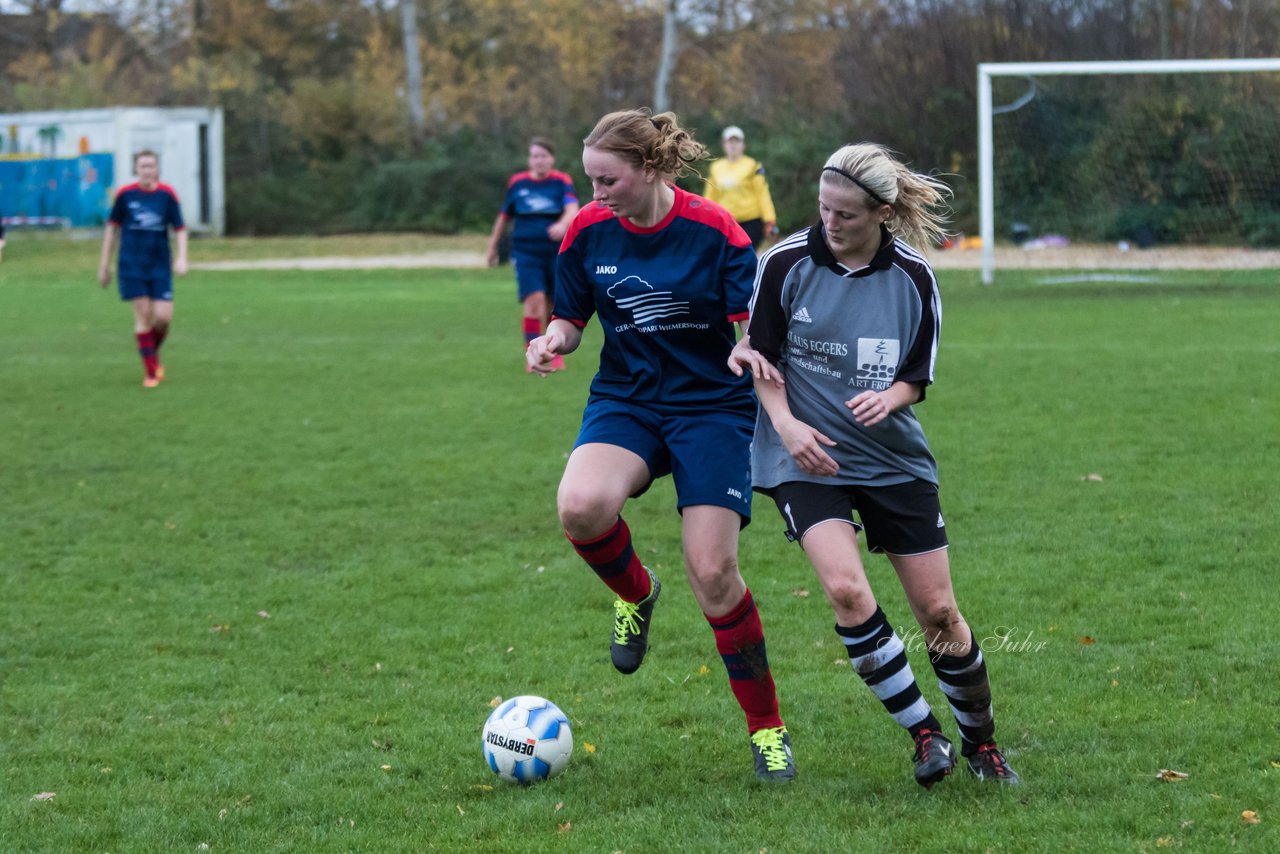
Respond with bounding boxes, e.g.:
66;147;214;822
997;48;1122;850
748;225;941;488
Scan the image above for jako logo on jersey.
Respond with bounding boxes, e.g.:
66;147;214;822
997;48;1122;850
607;275;691;326
727;487;743;499
792;306;813;323
595;265;618;274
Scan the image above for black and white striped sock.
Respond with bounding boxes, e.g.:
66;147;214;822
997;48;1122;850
836;607;941;736
930;632;995;753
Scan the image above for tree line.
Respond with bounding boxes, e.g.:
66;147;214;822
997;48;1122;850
2;0;1277;239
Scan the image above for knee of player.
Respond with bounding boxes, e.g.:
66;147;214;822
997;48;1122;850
685;551;739;592
556;491;613;539
920;601;964;633
824;579;875;620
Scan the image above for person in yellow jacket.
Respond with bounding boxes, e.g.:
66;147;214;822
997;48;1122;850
703;126;777;249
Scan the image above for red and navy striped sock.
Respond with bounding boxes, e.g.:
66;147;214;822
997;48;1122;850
706;589;784;732
567;517;652;603
151;323;169;352
523;316;541;346
135;331;158;378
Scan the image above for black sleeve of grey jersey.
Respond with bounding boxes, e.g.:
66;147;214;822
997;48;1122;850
746;255;789;364
895;259;941;399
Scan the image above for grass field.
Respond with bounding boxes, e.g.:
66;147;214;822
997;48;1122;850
2;236;1278;852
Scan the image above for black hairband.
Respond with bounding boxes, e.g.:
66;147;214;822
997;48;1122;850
822;166;890;207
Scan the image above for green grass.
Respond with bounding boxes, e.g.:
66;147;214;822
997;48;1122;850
2;237;1278;852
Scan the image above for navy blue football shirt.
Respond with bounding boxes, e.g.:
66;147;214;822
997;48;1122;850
108;183;185;280
554;186;756;407
500;171;578;256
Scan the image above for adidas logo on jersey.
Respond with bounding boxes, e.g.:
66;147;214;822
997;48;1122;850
937;513;945;528
792;306;813;323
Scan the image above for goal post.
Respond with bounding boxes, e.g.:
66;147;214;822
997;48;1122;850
977;58;1280;283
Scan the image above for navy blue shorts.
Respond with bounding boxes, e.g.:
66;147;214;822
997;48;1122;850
763;478;947;555
575;396;754;524
512;251;555;302
119;276;173;302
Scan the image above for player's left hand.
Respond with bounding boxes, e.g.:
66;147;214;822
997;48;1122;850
547;222;568;242
728;338;783;388
846;390;890;427
174;258;189;276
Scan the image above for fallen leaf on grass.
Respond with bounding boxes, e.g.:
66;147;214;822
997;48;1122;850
31;792;55;801
1082;473;1104;482
558;821;572;833
1271;760;1280;769
457;804;465;816
698;665;710;675
1157;769;1190;782
256;611;271;619
583;742;596;754
1241;810;1260;825
380;765;392;772
165;520;177;530
210;623;230;633
471;784;493;791
489;696;502;708
834;658;847;666
555;801;564;811
791;587;810;598
506;646;515;653
1155;837;1174;847
1079;636;1096;645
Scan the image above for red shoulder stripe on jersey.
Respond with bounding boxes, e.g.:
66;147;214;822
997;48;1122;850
115;182;141;198
547;170;575;184
506;171;532;188
674;187;752;248
550;314;588;329
559;201;615;254
157;183;181;202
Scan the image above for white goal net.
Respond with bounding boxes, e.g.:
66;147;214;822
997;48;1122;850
977;59;1280;282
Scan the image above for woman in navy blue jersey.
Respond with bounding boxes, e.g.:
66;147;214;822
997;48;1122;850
730;143;1020;788
526;109;795;782
485;137;579;371
97;150;188;388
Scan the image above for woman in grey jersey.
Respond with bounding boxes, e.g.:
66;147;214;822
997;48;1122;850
729;143;1020;788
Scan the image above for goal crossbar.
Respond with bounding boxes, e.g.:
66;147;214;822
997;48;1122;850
977;58;1280;283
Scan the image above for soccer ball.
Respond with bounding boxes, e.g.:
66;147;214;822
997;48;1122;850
482;695;573;784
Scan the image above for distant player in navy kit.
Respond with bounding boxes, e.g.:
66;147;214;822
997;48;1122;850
97;150;188;388
526;109;795;782
485;137;579;371
730;143;1019;788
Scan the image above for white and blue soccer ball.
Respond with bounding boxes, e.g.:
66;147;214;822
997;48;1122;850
482;695;573;784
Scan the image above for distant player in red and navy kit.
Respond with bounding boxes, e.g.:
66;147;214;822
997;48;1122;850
485;137;579;371
526;109;795;782
97;150;188;388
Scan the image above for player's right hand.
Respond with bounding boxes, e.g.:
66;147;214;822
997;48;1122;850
728;337;784;388
526;332;563;375
97;267;111;287
777;417;838;476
